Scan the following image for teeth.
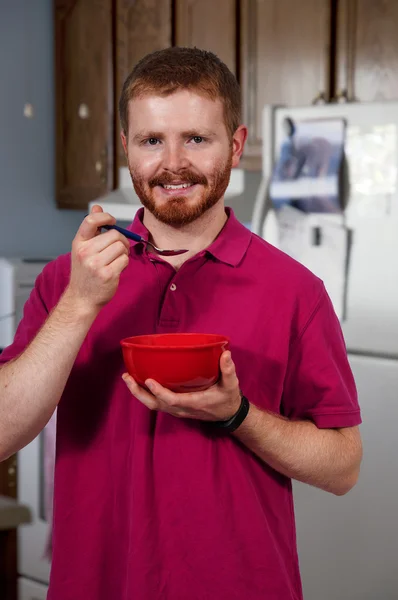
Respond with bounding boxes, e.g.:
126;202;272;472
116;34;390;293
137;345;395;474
163;183;191;190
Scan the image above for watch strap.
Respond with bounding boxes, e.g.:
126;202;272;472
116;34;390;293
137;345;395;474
210;394;250;433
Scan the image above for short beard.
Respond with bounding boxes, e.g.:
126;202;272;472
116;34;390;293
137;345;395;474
129;154;233;226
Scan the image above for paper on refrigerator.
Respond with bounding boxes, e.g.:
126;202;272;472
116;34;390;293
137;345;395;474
276;206;349;321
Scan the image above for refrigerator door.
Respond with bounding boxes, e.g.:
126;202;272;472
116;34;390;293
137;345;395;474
341;214;398;356
263;102;398;356
293;354;398;600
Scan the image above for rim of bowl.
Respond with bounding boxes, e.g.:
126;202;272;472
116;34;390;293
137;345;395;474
120;333;230;350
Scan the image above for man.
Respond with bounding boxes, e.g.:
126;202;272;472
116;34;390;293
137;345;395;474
0;47;362;599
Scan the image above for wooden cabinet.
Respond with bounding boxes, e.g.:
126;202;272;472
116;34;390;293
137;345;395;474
0;456;18;600
336;0;398;102
174;0;237;75
55;0;398;208
55;0;114;210
175;0;331;169
115;0;172;176
55;0;171;209
240;0;331;169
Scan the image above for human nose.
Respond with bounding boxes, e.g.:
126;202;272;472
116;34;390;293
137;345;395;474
162;142;190;172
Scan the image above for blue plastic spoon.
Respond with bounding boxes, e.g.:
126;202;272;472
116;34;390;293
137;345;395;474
101;223;188;256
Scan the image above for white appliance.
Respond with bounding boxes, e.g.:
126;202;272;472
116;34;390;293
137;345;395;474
0;259;16;350
0;258;54;600
18;577;48;600
252;102;398;600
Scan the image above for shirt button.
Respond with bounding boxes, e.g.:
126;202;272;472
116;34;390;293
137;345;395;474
170;283;177;291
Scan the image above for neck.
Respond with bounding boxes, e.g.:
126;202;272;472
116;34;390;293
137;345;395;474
142;200;228;269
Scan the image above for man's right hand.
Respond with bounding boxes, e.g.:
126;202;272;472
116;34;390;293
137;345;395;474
0;202;132;460
65;205;130;312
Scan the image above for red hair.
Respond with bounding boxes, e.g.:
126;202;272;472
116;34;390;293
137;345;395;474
118;46;241;139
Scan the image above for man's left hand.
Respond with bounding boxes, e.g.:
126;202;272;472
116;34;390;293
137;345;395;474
122;350;241;422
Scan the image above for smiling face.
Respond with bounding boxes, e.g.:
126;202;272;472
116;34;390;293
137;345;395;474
121;90;246;226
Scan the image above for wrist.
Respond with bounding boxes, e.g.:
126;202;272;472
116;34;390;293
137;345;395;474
210;393;250;434
59;288;101;322
231;401;259;437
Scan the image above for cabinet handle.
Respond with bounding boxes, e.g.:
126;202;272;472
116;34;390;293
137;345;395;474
7;455;17;489
95;145;108;184
312;91;327;105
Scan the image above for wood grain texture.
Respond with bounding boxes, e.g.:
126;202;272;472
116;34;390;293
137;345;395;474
55;0;114;209
174;0;236;74
336;0;398;101
115;0;172;175
240;0;331;169
0;456;17;600
0;530;17;600
0;457;16;500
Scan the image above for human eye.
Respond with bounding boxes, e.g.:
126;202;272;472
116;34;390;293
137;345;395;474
143;138;160;146
188;135;207;146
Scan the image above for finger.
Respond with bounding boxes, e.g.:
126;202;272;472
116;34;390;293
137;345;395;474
145;379;181;408
98;240;130;266
103;252;130;277
122;374;159;410
76;211;117;243
90;205;105;238
87;229;130;254
219;351;239;389
145;379;198;418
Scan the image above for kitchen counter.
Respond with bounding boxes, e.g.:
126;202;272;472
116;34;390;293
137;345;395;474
0;495;31;530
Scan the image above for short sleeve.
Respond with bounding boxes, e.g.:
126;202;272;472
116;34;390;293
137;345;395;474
281;284;361;429
0;269;50;365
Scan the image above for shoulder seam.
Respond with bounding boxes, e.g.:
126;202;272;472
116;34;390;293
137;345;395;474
294;281;326;346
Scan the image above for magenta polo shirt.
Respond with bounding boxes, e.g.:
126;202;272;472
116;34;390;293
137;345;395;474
0;208;361;600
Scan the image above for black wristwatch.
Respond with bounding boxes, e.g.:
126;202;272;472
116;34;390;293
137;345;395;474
210;393;250;433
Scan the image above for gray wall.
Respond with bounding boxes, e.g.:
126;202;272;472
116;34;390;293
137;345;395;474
0;0;89;259
0;0;260;260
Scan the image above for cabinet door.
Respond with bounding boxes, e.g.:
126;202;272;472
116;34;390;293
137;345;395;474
336;0;398;102
115;0;172;176
55;0;114;209
0;455;17;498
174;0;237;75
240;0;331;169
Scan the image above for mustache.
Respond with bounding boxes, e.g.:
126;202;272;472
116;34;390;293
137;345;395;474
149;171;207;187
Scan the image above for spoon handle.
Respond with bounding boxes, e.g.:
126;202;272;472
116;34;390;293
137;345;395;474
102;224;143;243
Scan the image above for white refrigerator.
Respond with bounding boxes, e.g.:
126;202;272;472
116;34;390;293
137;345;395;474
252;102;398;600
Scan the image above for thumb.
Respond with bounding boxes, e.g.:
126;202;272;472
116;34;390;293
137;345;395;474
219;351;237;384
90;204;104;214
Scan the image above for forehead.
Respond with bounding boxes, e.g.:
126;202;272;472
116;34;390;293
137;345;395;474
127;90;226;133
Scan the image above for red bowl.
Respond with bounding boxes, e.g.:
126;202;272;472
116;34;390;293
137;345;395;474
120;333;230;393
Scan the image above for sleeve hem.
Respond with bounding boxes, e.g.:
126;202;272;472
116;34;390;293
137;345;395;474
307;410;362;429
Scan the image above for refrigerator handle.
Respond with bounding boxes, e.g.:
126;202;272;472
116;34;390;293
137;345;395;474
251;104;277;236
251;176;269;236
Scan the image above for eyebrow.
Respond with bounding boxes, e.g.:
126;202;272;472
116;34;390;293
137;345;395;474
132;129;216;142
180;129;216;138
132;131;163;142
